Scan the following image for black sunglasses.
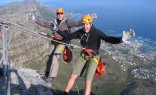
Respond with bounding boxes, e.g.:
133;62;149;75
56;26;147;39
57;13;64;15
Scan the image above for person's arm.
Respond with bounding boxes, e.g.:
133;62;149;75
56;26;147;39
35;18;53;28
97;29;122;44
57;29;80;41
31;15;53;28
66;19;81;28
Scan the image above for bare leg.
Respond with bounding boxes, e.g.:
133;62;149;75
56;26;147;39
84;80;92;95
65;75;78;93
84;58;97;95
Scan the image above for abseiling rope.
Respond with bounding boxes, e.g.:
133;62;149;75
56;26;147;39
0;17;81;49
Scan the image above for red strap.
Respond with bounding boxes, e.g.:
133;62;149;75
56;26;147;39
81;49;94;57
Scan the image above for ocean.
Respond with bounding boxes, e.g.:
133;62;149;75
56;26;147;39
39;0;156;53
1;0;156;41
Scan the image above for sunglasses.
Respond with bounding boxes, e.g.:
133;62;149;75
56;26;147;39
57;13;64;15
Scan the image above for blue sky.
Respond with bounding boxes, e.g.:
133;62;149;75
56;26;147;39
0;0;156;6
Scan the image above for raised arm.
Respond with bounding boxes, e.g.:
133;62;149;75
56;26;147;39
66;19;81;28
97;28;135;44
57;29;81;41
34;17;53;28
31;15;53;28
97;29;122;44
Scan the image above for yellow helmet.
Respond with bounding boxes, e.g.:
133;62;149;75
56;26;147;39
81;15;93;24
56;8;64;14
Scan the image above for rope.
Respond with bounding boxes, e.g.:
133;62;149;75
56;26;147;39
0;17;81;49
75;81;80;95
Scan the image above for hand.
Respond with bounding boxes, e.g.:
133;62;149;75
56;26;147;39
53;35;63;40
122;29;135;42
32;14;36;21
53;32;63;40
91;13;97;20
28;14;36;21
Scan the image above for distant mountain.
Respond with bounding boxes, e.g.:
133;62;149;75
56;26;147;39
0;0;56;94
0;0;55;67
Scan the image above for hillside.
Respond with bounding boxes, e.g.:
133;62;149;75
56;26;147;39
0;0;156;95
0;0;56;94
0;67;54;95
0;0;55;67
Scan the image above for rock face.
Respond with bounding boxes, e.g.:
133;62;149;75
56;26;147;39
0;67;54;95
0;0;56;94
0;0;55;68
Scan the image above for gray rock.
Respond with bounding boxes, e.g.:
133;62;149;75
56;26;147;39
0;67;54;95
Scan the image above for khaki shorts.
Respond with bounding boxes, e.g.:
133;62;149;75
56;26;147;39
72;55;99;81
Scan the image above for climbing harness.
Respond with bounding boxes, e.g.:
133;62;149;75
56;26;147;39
80;48;96;60
80;48;106;77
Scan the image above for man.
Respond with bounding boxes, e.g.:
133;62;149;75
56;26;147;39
31;8;81;86
57;15;135;95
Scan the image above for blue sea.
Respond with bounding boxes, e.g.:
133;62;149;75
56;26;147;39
36;0;156;40
1;0;156;53
39;0;156;54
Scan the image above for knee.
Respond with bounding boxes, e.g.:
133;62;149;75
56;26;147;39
85;80;92;85
70;75;78;81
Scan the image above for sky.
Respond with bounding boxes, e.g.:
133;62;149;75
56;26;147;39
0;0;156;6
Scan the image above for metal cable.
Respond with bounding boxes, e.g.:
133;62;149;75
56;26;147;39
0;17;81;49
